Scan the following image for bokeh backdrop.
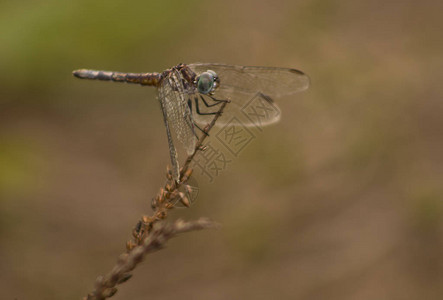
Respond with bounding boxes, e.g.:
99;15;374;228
1;0;442;299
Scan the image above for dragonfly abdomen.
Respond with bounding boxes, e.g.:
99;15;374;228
72;69;161;86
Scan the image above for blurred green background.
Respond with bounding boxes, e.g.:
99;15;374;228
1;0;442;299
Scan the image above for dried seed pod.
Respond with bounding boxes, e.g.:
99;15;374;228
142;215;153;224
158;188;165;203
126;241;135;251
184;168;193;178
156;210;167;219
184;184;193;194
178;192;191;207
181;168;193;182
151;197;158;209
135;221;142;232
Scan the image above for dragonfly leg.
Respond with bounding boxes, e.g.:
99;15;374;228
194;95;228;115
185;99;202;140
202;95;228;107
193;123;209;136
187;98;207;138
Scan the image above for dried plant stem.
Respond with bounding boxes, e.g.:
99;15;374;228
128;100;228;248
83;219;219;300
83;101;228;300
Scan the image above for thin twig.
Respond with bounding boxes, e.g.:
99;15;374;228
83;101;229;299
127;100;228;249
83;218;220;300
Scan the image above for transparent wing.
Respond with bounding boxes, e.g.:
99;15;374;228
159;70;197;155
157;71;197;180
188;63;309;127
189;63;310;99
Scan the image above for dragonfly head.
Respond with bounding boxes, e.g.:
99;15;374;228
196;70;219;95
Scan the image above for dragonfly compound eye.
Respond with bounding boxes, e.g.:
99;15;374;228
197;71;218;94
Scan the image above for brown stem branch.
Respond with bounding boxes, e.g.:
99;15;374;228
128;100;228;248
83;218;220;300
83;100;229;299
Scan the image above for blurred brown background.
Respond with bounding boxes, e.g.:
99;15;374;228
1;0;442;299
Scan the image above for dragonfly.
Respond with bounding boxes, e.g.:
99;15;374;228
73;63;310;182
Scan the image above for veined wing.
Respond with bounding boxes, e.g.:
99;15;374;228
160;70;197;155
158;70;197;180
189;63;310;99
188;63;309;127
